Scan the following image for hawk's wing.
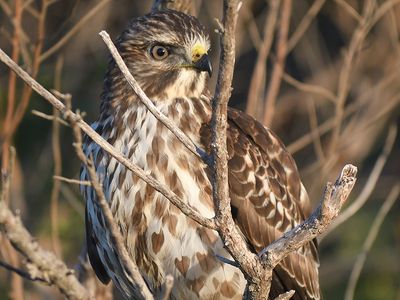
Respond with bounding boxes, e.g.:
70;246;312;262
85;205;111;284
201;107;320;300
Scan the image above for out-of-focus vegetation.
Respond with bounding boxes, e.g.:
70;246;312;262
0;0;399;299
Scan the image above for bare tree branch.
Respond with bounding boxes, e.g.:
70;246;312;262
282;72;336;103
211;1;272;299
211;0;254;271
274;290;295;300
328;0;375;155
53;175;91;186
246;0;280;119
263;0;292;126
39;0;112;62
287;0;326;52
0;155;90;300
31;109;69;126
50;55;64;258
0;259;48;283
259;165;357;268
334;0;362;22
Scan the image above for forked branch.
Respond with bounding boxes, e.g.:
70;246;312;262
0;150;89;300
259;165;357;268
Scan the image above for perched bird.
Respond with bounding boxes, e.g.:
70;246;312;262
81;9;320;300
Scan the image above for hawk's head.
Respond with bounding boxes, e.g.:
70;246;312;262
115;10;211;101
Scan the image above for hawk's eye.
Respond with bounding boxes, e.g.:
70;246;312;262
150;45;169;60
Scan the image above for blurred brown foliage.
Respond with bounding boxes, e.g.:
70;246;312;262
0;0;399;299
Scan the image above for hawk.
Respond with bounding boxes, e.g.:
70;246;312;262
81;9;320;300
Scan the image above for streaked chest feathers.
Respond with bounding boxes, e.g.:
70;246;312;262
87;97;245;299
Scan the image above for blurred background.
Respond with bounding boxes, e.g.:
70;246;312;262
0;0;399;299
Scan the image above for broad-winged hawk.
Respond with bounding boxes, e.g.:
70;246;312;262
81;9;320;300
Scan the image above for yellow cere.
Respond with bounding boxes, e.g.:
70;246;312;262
191;43;207;62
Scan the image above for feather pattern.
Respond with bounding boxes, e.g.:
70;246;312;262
81;9;320;300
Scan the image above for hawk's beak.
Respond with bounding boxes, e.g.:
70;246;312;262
191;44;212;77
193;54;212;77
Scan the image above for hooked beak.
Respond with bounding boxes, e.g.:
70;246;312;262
193;54;212;77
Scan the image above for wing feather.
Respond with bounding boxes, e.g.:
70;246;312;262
201;107;320;299
85;206;111;284
227;108;320;300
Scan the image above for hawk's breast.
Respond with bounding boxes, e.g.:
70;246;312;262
84;98;246;299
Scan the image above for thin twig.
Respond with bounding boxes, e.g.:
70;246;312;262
0;260;48;283
2;0;22;174
215;255;239;267
99;31;210;165
31;110;69;126
24;2;40;19
287;70;400;154
241;5;262;50
60;184;85;218
50;54;63;258
246;0;280;119
53;175;91;186
287;0;326;52
282;72;336;103
263;0;292;126
328;0;375;155
0;149;89;300
334;0;363;23
39;0;112;62
388;6;400;59
3;0;50;165
306;98;325;162
344;184;400;300
371;0;400;30
0;47;217;231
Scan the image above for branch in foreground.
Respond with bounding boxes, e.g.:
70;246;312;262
0;259;47;283
259;164;357;268
0;47;216;231
274;290;295;300
99;31;210;165
210;0;273;298
53;175;92;186
0;175;89;300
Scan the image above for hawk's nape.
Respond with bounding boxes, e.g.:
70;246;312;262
81;9;321;300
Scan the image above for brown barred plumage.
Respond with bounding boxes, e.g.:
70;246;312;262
81;9;320;300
